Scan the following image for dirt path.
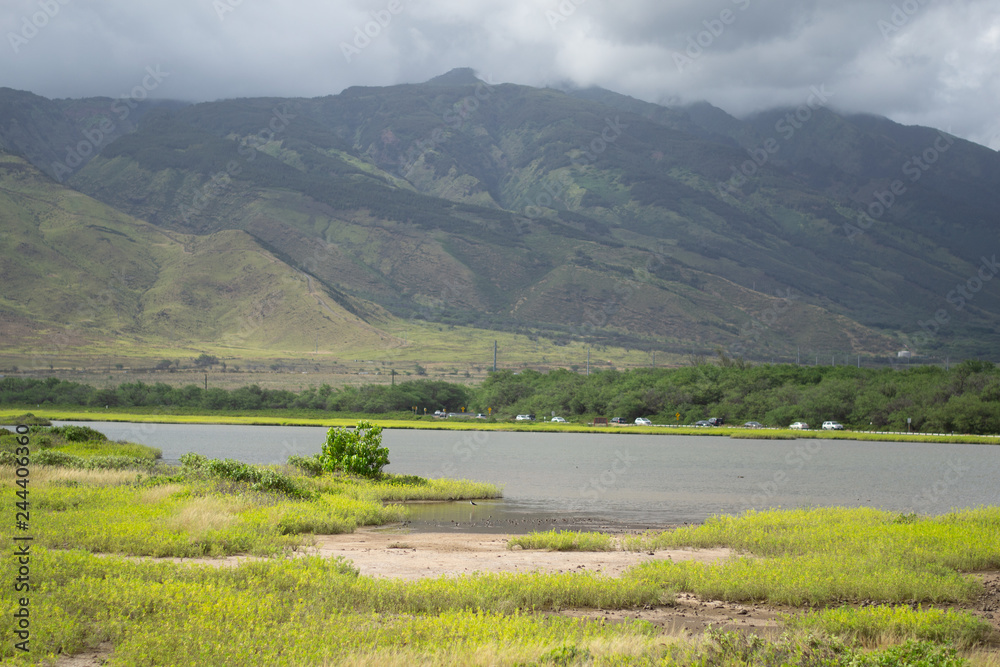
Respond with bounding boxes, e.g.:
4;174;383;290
308;529;734;580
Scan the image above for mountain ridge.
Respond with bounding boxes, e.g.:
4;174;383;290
3;71;999;362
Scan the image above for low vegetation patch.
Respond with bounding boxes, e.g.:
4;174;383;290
782;604;992;650
508;530;616;552
0;422;994;665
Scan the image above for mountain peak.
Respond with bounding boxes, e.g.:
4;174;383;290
425;68;483;86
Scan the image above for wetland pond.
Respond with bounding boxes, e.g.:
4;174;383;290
56;421;1000;533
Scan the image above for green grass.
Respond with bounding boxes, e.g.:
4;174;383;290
508;530;616;552
508;508;1000;606
782;605;992;650
0;548;664;665
4;548;985;666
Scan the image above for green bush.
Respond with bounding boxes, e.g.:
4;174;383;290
320;421;389;478
287;454;324;476
48;425;108;442
180;453;312;498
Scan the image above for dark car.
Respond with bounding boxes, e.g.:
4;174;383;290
743;421;763;428
708;417;724;426
610;417;628;424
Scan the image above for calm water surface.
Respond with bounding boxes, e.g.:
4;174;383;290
56;421;1000;532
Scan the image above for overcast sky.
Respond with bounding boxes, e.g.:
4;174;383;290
3;0;999;149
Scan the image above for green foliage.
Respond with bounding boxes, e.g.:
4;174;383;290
783;605;991;649
33;449;156;471
286;454;324;476
180;453;313;498
320;421;389;478
508;530;615;552
46;424;107;442
622;507;1000;605
7;412;50;425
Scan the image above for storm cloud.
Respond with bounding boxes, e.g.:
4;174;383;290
3;0;998;148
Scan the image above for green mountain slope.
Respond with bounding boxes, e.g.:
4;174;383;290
5;69;1000;361
0;152;396;356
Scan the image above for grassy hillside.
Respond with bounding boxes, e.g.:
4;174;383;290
5;72;1000;362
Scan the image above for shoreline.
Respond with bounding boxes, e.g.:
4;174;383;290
4;408;1000;444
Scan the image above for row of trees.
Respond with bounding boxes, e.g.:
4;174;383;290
3;359;1000;433
0;377;470;414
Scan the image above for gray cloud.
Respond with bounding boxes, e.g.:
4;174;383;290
2;0;998;148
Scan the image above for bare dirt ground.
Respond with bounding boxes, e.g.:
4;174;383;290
308;529;733;580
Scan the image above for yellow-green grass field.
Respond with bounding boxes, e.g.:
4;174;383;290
1;425;998;665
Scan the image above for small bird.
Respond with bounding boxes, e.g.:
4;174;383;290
470;501;477;505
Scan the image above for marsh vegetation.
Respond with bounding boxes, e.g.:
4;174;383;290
0;424;997;665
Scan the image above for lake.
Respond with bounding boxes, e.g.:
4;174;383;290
54;421;1000;532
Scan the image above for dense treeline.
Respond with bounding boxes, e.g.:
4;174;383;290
0;378;471;415
476;361;1000;434
3;360;1000;433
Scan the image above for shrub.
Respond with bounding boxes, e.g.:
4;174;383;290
180;453;312;498
48;425;108;442
320;421;389;478
287;454;324;476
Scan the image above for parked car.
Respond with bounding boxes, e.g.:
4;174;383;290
789;421;809;430
743;421;764;428
822;421;844;430
515;414;535;421
610;417;628;424
707;417;724;426
550;416;567;423
634;417;652;425
475;413;488;419
694;420;713;427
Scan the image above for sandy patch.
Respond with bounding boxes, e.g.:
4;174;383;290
308;529;733;580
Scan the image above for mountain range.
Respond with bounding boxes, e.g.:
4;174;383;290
2;68;999;366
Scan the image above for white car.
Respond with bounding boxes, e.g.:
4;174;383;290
515;414;535;421
822;421;844;430
789;421;809;430
634;417;652;425
550;416;567;423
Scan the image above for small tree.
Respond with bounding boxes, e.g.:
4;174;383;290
320;421;389;478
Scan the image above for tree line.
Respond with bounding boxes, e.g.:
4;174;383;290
2;359;999;433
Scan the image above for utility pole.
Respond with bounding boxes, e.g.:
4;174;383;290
493;340;497;372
